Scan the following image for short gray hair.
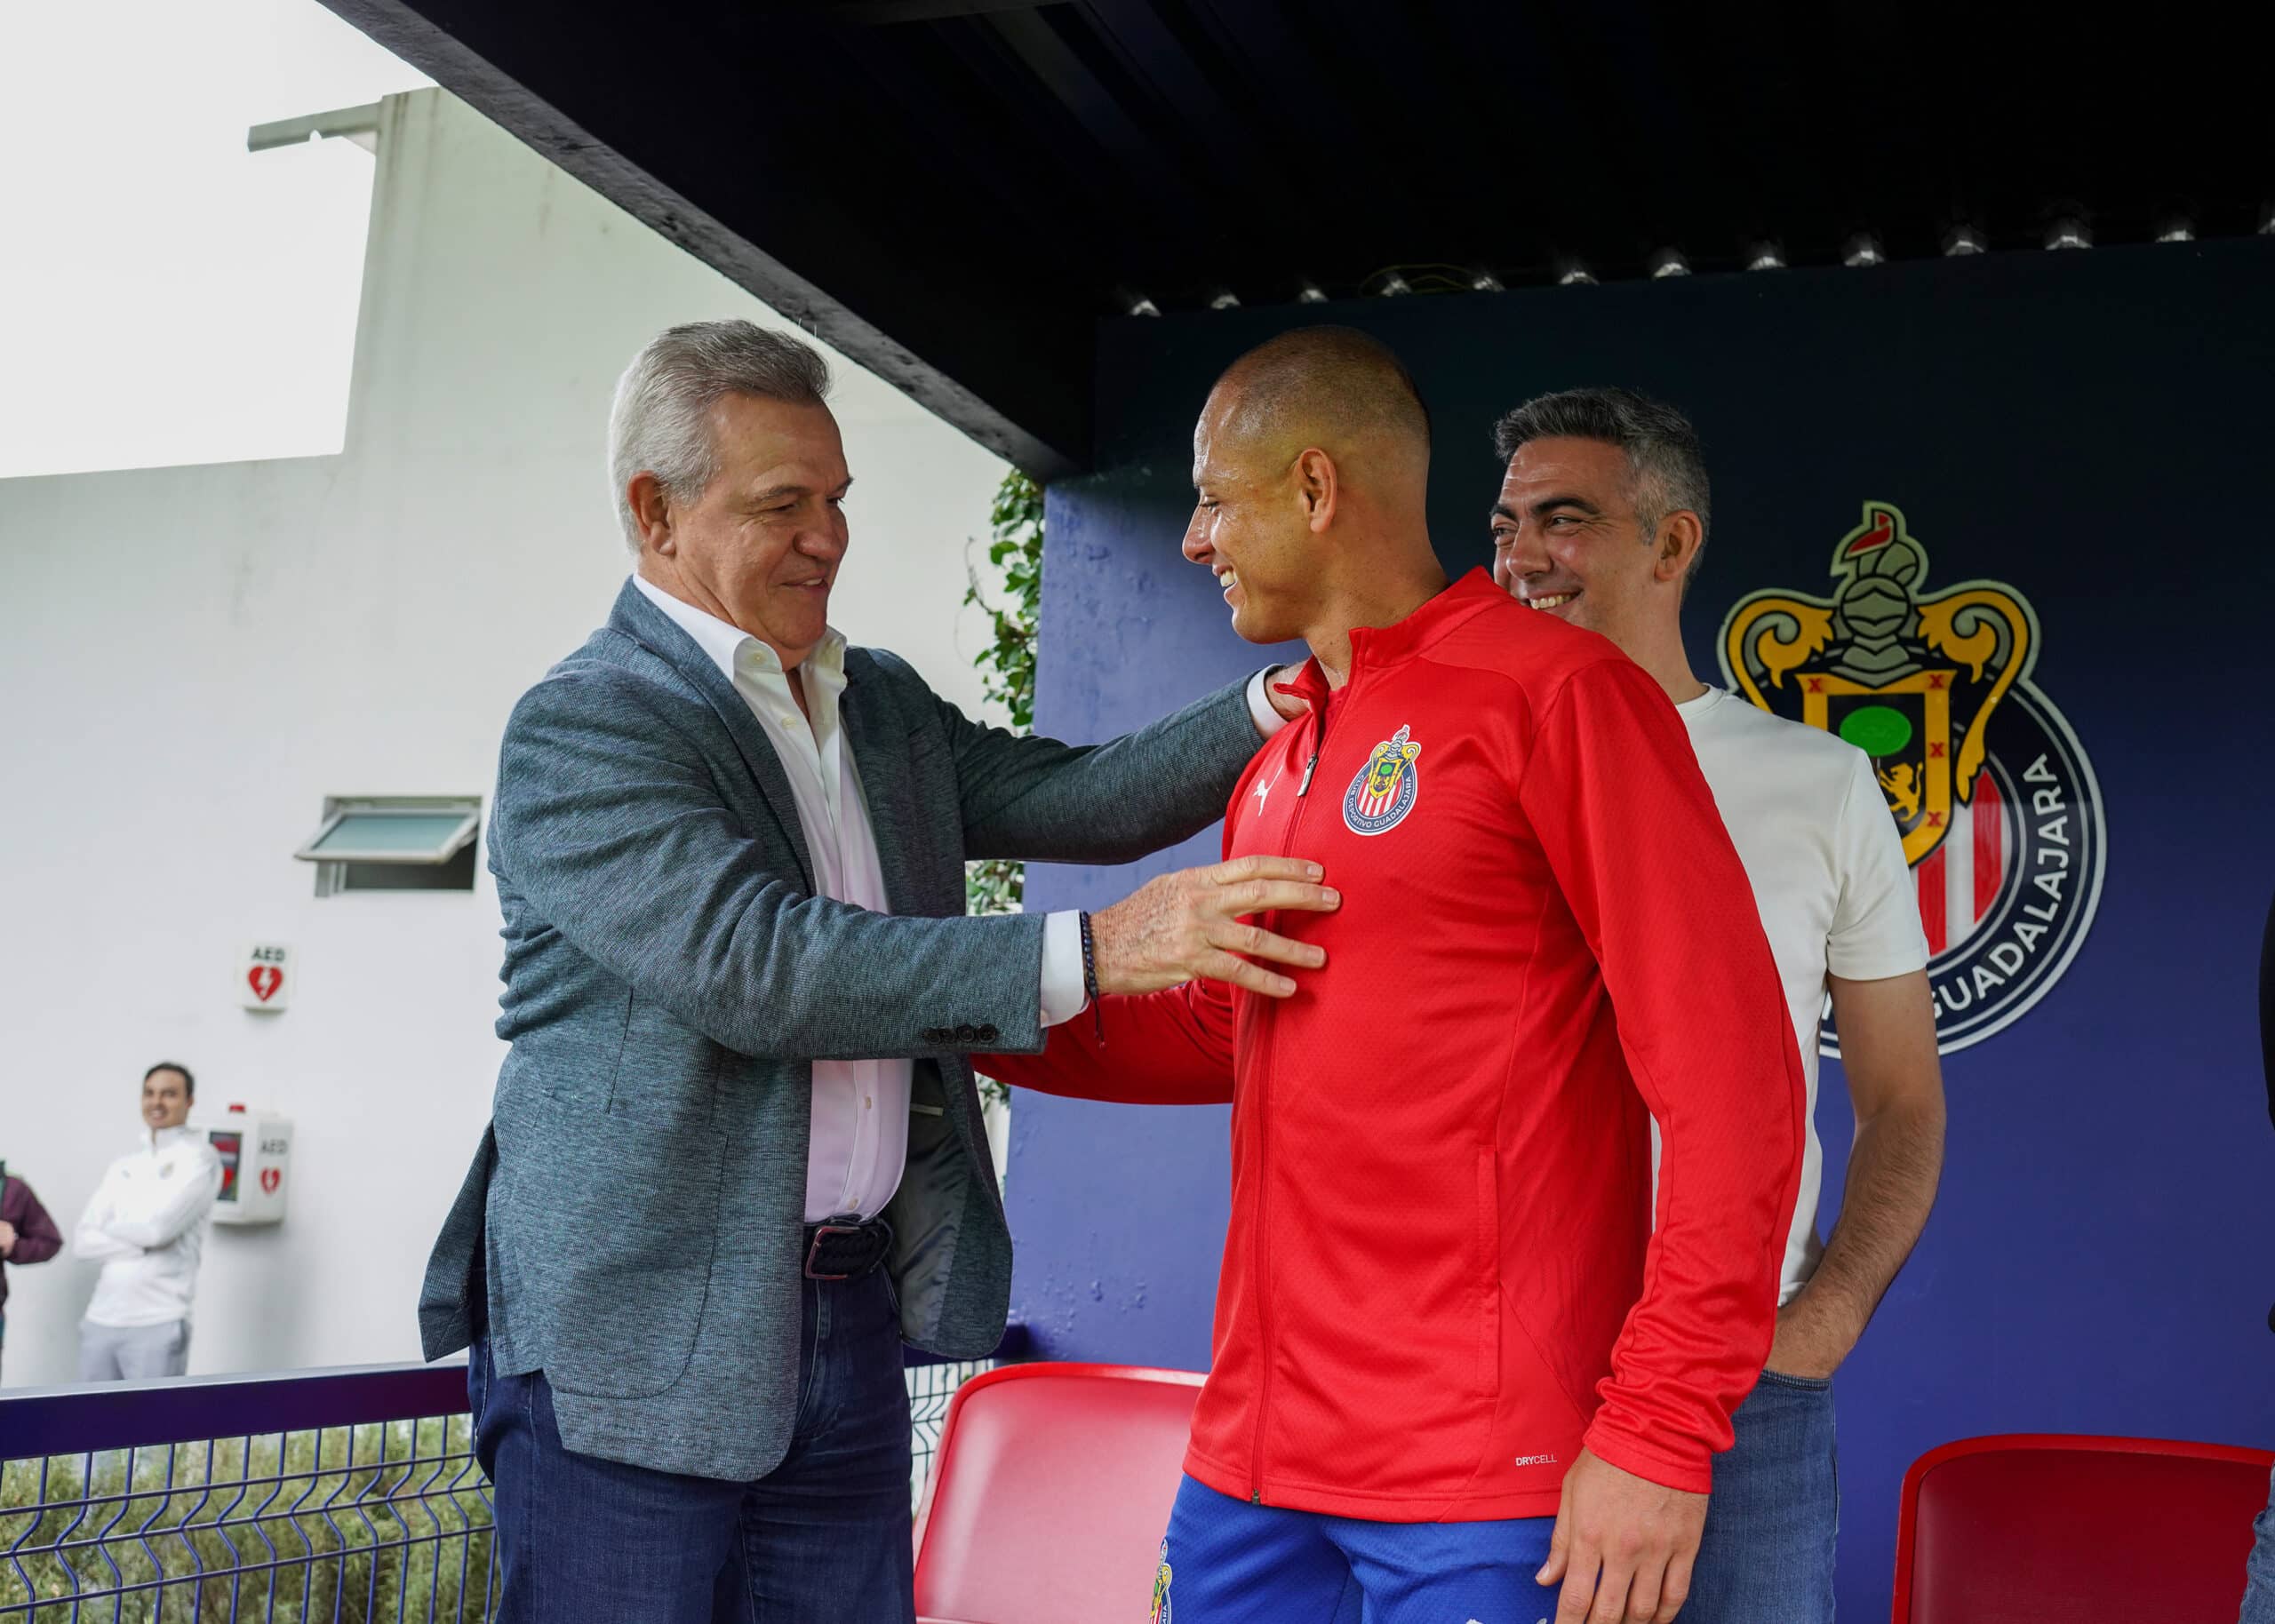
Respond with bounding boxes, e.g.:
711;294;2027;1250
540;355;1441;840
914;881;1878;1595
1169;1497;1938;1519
608;320;834;553
1491;387;1712;584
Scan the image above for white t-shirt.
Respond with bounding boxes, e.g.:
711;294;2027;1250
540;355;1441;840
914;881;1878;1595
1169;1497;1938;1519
1677;686;1928;1304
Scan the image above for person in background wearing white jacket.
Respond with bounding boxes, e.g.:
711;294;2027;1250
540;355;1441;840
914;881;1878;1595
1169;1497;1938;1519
73;1063;220;1381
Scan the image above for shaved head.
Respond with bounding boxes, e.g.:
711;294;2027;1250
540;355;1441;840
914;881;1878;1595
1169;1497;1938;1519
1184;326;1444;652
1211;325;1432;474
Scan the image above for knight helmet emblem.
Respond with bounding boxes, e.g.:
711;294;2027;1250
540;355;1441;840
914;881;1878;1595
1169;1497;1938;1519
1719;500;2103;1057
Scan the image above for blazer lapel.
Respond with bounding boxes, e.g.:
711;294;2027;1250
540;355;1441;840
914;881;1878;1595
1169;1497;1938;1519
839;649;919;918
607;580;815;894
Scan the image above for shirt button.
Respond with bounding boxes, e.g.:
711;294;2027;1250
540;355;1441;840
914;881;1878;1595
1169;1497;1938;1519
863;1095;873;1111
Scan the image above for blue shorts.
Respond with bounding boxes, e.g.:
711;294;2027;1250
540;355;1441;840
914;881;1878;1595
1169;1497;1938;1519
1153;1475;1560;1623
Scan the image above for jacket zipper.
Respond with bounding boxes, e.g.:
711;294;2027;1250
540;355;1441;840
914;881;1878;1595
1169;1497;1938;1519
1250;682;1339;1504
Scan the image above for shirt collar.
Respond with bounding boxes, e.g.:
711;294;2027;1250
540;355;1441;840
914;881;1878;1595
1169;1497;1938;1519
146;1125;197;1152
631;575;846;689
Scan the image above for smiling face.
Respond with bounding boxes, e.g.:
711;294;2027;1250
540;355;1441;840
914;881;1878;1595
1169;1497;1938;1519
637;393;851;667
141;1068;191;1132
1180;387;1325;646
1490;435;1685;649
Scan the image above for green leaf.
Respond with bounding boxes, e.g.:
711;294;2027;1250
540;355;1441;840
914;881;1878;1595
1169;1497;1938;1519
966;467;1043;919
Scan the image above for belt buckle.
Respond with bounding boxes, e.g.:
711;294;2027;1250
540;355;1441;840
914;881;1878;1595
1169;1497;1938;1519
804;1221;864;1281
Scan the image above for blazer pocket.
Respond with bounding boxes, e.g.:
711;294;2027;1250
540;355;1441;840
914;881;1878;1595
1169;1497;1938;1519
596;995;721;1133
526;1111;727;1403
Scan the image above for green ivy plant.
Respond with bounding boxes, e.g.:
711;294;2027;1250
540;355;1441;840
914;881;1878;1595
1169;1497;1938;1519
964;469;1044;1107
963;470;1043;919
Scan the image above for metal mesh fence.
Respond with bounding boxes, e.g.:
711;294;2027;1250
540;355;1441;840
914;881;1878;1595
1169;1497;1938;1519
1;1417;492;1624
3;1337;1020;1620
906;1357;994;1508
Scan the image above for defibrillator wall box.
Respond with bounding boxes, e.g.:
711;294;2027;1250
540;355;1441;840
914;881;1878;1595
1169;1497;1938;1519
205;1104;293;1226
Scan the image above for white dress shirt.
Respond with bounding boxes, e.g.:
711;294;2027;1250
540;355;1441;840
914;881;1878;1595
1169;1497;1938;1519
75;1125;221;1328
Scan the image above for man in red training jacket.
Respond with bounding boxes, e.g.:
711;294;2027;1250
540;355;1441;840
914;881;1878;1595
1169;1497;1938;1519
992;327;1804;1624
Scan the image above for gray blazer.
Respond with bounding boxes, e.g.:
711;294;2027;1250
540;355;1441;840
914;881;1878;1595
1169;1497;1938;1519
419;580;1258;1480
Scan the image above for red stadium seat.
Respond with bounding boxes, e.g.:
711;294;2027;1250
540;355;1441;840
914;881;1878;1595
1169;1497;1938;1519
1892;1432;2273;1622
913;1362;1206;1624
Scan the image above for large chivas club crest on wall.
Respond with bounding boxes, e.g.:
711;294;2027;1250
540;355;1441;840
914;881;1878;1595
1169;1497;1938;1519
1720;502;2106;1055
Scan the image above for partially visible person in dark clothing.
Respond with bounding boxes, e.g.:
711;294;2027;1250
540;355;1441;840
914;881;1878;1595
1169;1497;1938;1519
2239;888;2275;1623
0;1166;65;1382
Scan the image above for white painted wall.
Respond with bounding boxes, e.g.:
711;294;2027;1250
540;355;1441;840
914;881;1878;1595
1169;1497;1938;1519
0;88;1010;1387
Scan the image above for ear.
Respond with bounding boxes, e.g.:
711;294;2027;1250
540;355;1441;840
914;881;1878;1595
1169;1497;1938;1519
1293;448;1339;535
627;472;676;556
1653;510;1704;585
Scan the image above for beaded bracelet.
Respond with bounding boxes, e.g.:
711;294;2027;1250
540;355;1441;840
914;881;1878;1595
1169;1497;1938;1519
1078;910;1105;1045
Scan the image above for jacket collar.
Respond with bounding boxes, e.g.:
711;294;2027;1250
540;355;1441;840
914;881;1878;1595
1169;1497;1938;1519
627;575;849;690
835;655;914;917
606;579;817;892
1346;567;1502;669
1273;567;1503;703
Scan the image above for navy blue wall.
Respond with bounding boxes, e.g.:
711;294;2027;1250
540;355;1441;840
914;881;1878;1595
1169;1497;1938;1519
1007;239;2275;1616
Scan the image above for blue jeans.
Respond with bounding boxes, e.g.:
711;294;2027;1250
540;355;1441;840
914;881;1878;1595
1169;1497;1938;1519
2240;1467;2275;1623
470;1270;914;1624
1680;1369;1839;1624
1165;1473;1558;1622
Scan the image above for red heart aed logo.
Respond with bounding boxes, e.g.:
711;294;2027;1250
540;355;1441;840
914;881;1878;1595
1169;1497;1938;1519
259;1167;282;1196
248;966;283;1002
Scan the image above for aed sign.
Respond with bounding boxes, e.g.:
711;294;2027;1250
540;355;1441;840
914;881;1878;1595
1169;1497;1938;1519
239;943;293;1011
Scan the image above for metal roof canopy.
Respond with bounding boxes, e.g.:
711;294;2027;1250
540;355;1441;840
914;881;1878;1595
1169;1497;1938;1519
321;0;2266;477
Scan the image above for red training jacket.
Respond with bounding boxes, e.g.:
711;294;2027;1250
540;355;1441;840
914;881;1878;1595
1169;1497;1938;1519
989;569;1803;1521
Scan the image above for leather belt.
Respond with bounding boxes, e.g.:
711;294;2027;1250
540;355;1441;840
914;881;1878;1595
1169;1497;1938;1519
802;1214;892;1281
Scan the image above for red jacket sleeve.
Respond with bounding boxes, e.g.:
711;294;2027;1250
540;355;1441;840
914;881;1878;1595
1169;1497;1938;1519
979;978;1237;1105
1515;659;1805;1493
4;1178;65;1265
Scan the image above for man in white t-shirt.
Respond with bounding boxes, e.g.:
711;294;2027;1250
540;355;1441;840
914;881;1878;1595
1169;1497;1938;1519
73;1062;221;1381
1486;388;1947;1623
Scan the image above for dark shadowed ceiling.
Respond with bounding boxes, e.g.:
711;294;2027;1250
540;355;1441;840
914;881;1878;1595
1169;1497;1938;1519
321;0;2267;475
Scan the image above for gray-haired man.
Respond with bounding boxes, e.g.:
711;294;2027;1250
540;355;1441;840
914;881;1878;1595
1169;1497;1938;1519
419;320;1337;1624
1489;388;1946;1623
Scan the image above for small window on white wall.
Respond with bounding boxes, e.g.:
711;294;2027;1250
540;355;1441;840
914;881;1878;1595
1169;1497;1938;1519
296;797;480;896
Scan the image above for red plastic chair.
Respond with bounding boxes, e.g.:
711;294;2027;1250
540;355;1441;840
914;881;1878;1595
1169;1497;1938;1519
913;1362;1206;1624
1892;1432;2274;1622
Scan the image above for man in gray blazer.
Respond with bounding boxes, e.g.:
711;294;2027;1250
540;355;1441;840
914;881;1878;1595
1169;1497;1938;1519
419;320;1337;1623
